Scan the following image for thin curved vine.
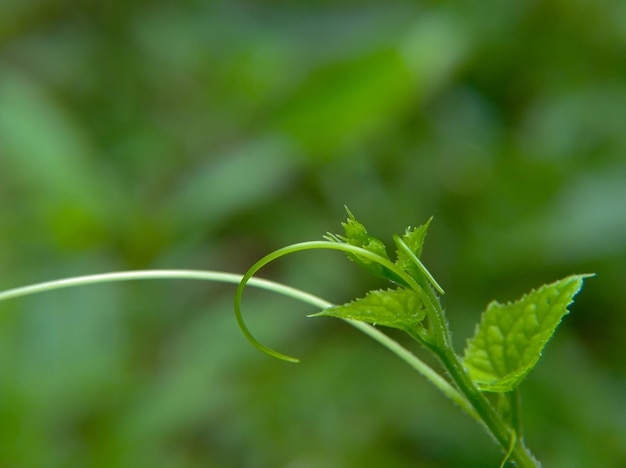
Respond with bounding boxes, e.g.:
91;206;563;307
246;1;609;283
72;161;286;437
0;268;475;420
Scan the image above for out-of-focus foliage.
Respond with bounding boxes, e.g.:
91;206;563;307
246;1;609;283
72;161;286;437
1;1;625;467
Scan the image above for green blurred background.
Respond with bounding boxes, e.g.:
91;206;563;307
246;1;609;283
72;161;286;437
1;1;625;467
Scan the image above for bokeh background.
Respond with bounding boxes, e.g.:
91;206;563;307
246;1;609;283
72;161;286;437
1;1;625;467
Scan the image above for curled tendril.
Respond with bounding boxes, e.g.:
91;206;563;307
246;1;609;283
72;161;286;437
234;240;428;363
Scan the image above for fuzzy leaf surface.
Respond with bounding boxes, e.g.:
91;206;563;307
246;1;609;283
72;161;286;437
324;208;401;283
394;218;437;288
462;274;590;392
395;218;431;267
310;288;426;331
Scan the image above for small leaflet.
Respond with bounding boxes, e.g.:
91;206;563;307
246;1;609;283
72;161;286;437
395;218;431;269
324;207;400;283
310;288;426;331
393;218;445;294
462;274;591;392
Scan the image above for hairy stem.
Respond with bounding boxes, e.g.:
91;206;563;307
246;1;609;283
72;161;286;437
434;346;539;467
391;245;539;467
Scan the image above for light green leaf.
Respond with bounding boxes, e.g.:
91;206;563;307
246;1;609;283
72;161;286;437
393;218;445;293
462;274;591;392
310;288;426;331
396;218;431;266
324;207;402;284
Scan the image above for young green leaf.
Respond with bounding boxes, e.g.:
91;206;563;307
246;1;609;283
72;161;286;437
393;218;446;294
393;235;445;296
310;288;426;331
395;218;431;267
462;274;591;392
324;207;402;284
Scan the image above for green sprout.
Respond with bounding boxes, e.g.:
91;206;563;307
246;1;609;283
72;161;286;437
0;208;592;467
234;208;593;467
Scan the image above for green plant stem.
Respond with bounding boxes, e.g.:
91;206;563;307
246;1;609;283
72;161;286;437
391;240;538;465
1;266;537;464
232;242;483;417
423;298;538;466
349;320;478;421
391;244;539;467
0;269;474;420
434;346;538;467
231;238;541;465
510;389;523;440
393;235;445;295
234;241;434;360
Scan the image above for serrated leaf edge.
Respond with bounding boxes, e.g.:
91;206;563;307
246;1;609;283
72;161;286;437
462;274;592;392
